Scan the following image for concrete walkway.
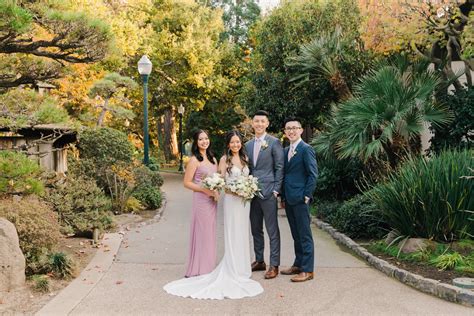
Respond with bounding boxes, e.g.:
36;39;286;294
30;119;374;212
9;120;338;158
38;173;472;315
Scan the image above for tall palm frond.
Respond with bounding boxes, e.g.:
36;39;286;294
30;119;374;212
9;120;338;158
287;26;353;101
314;56;452;168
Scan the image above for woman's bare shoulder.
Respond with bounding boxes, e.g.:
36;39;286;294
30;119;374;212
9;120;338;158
188;156;199;165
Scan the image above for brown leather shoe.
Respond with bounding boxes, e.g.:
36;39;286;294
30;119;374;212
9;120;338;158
251;261;266;272
291;272;314;282
264;266;279;279
280;266;302;275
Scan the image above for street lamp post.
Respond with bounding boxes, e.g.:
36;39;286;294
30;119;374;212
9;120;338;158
137;55;152;165
177;104;185;172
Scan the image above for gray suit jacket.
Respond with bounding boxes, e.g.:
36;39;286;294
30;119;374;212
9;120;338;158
245;134;284;200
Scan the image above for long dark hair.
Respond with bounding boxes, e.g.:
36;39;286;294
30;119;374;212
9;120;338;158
191;129;216;164
224;130;248;174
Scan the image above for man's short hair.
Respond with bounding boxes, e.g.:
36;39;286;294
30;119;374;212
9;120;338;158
284;116;302;127
253;110;270;118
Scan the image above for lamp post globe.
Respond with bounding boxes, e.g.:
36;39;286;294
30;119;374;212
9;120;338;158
177;104;185;172
138;55;152;165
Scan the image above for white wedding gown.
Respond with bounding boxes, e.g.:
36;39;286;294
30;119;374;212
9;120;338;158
163;166;264;299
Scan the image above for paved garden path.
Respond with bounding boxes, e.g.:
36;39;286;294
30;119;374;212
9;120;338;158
38;173;472;315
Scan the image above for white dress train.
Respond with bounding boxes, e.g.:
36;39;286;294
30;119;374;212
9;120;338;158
163;166;263;299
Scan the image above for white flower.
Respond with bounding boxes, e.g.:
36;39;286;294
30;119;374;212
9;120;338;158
225;174;261;202
260;140;269;150
202;173;225;191
437;7;445;18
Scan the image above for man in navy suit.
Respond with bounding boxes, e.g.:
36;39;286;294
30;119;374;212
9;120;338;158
280;117;318;282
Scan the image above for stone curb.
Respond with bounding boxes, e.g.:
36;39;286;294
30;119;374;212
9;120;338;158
36;233;123;315
312;218;474;307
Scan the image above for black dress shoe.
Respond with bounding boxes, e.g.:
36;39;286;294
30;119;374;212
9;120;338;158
251;261;266;271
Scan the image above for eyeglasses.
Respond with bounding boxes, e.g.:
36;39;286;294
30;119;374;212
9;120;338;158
284;127;302;131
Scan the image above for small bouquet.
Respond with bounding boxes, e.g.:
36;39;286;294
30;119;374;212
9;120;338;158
225;175;260;203
202;172;225;192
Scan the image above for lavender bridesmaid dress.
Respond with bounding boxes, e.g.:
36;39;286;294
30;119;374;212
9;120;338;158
184;163;218;277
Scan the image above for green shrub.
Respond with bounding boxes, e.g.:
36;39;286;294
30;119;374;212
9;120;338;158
125;196;145;213
312;154;364;201
134;164;164;188
0;151;44;195
77;127;134;191
34;103;69;125
105;163;136;214
329;194;386;239
47;252;74;279
133;186;162;209
0;89;70;128
45;176;113;235
367;150;474;242
0;196;61;274
430;252;464;271
132;165;163;209
430;87;474;153
313;199;343;222
147;157;161;171
31;275;49;293
78;127;133;168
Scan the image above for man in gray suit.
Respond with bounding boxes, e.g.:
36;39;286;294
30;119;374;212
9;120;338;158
245;110;284;279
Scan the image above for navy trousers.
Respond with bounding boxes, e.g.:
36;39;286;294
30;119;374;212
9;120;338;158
285;202;314;272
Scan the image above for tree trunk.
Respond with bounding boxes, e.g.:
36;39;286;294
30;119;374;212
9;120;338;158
303;124;313;143
381;141;398;170
163;108;178;162
96;99;108;127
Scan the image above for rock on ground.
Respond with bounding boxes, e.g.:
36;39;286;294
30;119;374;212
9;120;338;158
0;218;25;292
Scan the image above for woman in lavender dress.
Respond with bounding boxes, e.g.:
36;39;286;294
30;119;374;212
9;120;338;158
182;129;219;277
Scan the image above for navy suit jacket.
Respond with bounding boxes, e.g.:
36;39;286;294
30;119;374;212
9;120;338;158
282;140;318;206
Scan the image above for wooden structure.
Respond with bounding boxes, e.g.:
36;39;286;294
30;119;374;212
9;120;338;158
0;124;77;174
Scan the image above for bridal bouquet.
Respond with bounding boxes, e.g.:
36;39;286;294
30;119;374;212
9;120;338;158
225;175;260;202
202;173;225;191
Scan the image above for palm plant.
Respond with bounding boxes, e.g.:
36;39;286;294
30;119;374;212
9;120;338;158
287;26;353;101
314;56;452;169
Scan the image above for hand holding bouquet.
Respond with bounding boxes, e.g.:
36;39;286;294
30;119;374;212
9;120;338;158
202;173;225;201
225;175;260;203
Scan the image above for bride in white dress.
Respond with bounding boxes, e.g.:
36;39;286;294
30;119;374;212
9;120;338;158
163;130;264;300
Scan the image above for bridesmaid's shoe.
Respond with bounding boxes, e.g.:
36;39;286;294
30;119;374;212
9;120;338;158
251;261;266;272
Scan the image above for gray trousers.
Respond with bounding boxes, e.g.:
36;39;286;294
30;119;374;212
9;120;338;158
250;196;281;266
